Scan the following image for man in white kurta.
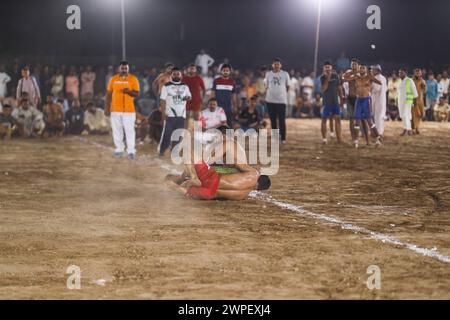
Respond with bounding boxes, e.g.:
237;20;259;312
370;65;387;136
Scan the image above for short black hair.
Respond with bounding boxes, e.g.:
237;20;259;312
323;60;332;66
119;61;129;66
220;63;232;71
171;66;181;72
86;102;95;108
272;58;282;63
2;104;12;109
257;175;271;191
208;97;217;104
188;63;196;68
165;62;174;68
351;58;360;64
399;67;408;72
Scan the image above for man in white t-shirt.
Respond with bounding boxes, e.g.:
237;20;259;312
264;58;290;144
200;98;227;130
158;67;192;157
0;65;11;99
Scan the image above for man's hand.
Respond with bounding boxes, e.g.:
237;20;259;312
104;108;111;117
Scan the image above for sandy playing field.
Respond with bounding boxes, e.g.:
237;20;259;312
0;119;449;299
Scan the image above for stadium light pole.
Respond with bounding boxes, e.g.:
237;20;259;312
120;0;126;61
313;0;322;79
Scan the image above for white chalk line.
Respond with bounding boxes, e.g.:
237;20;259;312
77;137;450;266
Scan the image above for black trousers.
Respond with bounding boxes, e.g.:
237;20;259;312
267;103;286;141
158;116;185;156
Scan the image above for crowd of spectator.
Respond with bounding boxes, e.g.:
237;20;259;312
0;52;449;141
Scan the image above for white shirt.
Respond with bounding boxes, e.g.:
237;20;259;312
200;107;227;130
397;77;418;106
195;53;215;75
371;74;388;97
0;72;11;98
301;76;314;97
264;70;290;104
439;78;450;95
160;81;192;118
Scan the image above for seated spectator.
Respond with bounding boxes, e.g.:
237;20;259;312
83;102;109;135
312;93;323;118
0;104;17;139
234;95;261;131
200;98;227;130
12;96;45;137
298;94;312;118
387;98;400;121
434;96;450;122
43;94;65;137
65;99;84;135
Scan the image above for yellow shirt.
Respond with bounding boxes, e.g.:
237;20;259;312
108;74;140;113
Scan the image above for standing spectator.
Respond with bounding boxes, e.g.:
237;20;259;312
200;97;227;130
182;63;205;124
158;67;191;157
255;66;267;97
412;68;427;134
195;49;215;77
439;70;450;101
370;65;388;137
105;61;140;159
425;73;439;121
51;68;64;97
388;72;400;113
81;65;96;99
202;69;215;99
153;62;174;101
264;58;290;144
40;66;53;100
65;99;84;135
105;66;114;91
66;66;80;99
0;65;11;99
397;68;418;136
211;64;237;128
16;66;41;108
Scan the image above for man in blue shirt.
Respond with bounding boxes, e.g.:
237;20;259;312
425;73;439;121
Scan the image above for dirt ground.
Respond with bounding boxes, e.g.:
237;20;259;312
0;119;449;299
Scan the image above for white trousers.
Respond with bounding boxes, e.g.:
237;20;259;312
110;112;136;154
398;103;412;130
372;95;386;135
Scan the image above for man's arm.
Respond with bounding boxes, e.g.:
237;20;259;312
370;75;382;85
123;88;139;97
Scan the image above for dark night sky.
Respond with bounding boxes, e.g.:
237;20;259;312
1;0;449;69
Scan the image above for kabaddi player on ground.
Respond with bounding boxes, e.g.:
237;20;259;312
165;126;271;200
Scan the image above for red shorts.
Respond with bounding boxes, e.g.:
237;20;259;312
186;100;202;112
186;161;220;200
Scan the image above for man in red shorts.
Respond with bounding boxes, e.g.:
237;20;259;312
182;63;205;126
165;126;271;200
